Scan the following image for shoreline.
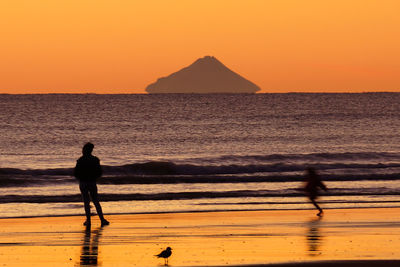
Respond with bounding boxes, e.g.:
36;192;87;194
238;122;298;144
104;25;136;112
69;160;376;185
217;261;400;267
1;208;400;266
2;205;400;220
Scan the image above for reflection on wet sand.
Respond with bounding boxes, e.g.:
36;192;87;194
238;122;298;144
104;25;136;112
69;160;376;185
79;226;104;266
306;217;323;257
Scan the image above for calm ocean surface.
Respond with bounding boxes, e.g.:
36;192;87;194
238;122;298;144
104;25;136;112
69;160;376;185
1;93;400;218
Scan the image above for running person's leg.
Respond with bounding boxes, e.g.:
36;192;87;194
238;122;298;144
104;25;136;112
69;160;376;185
310;197;323;216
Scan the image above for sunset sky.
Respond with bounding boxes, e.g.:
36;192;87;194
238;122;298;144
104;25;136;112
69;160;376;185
1;0;399;93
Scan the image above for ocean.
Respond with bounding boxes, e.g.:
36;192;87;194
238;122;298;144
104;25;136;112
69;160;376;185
1;93;400;218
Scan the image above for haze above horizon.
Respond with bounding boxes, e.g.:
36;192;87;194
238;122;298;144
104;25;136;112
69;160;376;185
1;0;399;94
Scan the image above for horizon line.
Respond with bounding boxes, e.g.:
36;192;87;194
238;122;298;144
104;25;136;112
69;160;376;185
1;91;400;95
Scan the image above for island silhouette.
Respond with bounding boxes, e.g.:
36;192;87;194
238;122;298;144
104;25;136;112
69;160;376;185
146;56;261;93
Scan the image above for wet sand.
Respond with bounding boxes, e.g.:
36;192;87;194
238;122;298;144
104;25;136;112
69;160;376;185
1;208;400;266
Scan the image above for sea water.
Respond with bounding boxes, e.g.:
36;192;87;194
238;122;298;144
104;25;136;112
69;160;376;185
0;93;400;218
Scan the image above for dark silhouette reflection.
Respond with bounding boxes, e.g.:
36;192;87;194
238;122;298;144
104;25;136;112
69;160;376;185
79;226;104;266
304;167;328;216
306;217;323;257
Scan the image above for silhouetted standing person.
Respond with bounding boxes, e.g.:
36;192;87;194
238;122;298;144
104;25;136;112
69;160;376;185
304;167;327;217
74;142;109;226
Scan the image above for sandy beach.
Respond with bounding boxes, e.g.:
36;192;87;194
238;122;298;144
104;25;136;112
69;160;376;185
1;208;400;266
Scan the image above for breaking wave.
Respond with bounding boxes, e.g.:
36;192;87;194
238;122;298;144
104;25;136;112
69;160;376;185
2;187;400;204
1;152;400;187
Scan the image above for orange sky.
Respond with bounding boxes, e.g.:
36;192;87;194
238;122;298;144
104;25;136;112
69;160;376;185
1;0;399;93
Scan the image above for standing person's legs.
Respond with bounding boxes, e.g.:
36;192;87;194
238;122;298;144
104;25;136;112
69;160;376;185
79;183;91;224
88;183;109;225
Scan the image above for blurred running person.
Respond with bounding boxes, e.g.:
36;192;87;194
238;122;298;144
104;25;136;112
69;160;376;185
304;167;327;217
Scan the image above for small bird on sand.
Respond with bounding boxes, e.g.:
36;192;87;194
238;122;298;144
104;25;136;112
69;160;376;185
155;247;172;265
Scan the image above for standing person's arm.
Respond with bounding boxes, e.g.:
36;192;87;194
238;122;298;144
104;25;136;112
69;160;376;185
74;159;81;180
94;157;102;179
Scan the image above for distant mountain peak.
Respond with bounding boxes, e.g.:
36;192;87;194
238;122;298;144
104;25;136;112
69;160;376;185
198;55;215;61
146;56;261;94
194;55;218;63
